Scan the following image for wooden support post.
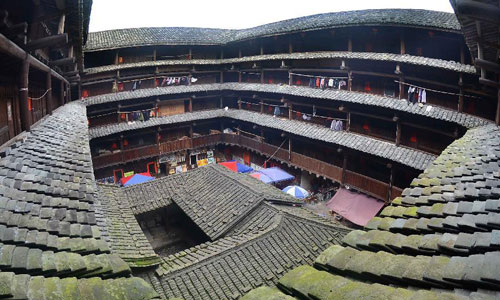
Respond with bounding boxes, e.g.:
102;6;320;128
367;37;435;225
46;72;52;114
289;103;293;120
288;137;292;160
458;74;464;112
346;111;351;132
238;97;242;109
57;14;65;34
189;125;193;138
220;48;224;59
188;48;192;60
220;96;223;108
395;120;401;146
496;86;500;126
398;75;404;100
188;98;193;112
288;39;293;54
288;71;292;86
260;70;264;84
117;104;122;122
460;47;465;64
59;80;64;107
400;32;405;54
260;44;264;55
19;59;31;131
78;80;82;100
238;71;242;83
238;49;242;58
342;154;347;185
348;36;352;52
153;48;156;61
115;51;119;65
260;101;264;113
120;135;124;150
348;70;352;91
220;71;224;83
388;165;394;202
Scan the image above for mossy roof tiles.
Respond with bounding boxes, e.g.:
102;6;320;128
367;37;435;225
0;103;159;299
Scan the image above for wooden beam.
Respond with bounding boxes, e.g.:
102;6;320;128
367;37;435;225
64;70;79;77
49;57;75;67
475;58;500;73
400;32;405;54
456;0;500;25
2;22;28;38
26;33;68;50
0;33;68;84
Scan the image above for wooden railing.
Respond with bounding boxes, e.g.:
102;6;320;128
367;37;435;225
344;170;389;201
92;132;397;201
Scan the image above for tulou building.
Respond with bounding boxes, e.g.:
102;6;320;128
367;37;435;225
0;0;499;299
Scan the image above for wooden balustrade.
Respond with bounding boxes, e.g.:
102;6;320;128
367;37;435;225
344;170;389;200
391;186;403;199
92;132;394;201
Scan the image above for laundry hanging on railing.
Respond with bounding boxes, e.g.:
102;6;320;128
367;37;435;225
306;76;346;90
330;119;344;131
119;107;159;122
407;85;426;104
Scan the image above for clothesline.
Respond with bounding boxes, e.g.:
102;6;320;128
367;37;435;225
263;138;289;167
289;72;348;79
239;100;347;121
394;80;481;99
290;109;347;121
236;128;263;138
87;111;117;119
29;88;52;101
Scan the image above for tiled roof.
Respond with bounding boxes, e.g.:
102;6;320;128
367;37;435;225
81;83;490;129
122;164;299;240
95;184;160;267
84;51;476;75
450;0;500;67
89;109;437;170
0;103;159;299
151;209;350;300
84;9;460;51
239;123;500;299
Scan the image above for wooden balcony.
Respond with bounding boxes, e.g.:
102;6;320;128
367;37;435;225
92;132;401;201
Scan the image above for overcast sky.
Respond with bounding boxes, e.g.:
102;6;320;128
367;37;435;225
89;0;454;32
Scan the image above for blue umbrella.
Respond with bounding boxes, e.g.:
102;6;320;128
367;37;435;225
282;185;310;199
123;173;154;186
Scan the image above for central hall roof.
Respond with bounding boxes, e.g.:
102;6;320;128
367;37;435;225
84;9;461;51
121;164;299;240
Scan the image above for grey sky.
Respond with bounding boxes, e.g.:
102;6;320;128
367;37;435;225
89;0;454;33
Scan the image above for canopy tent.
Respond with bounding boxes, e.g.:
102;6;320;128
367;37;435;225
326;188;385;226
250;167;294;184
282;185;310;199
121;172;154;187
219;161;253;173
